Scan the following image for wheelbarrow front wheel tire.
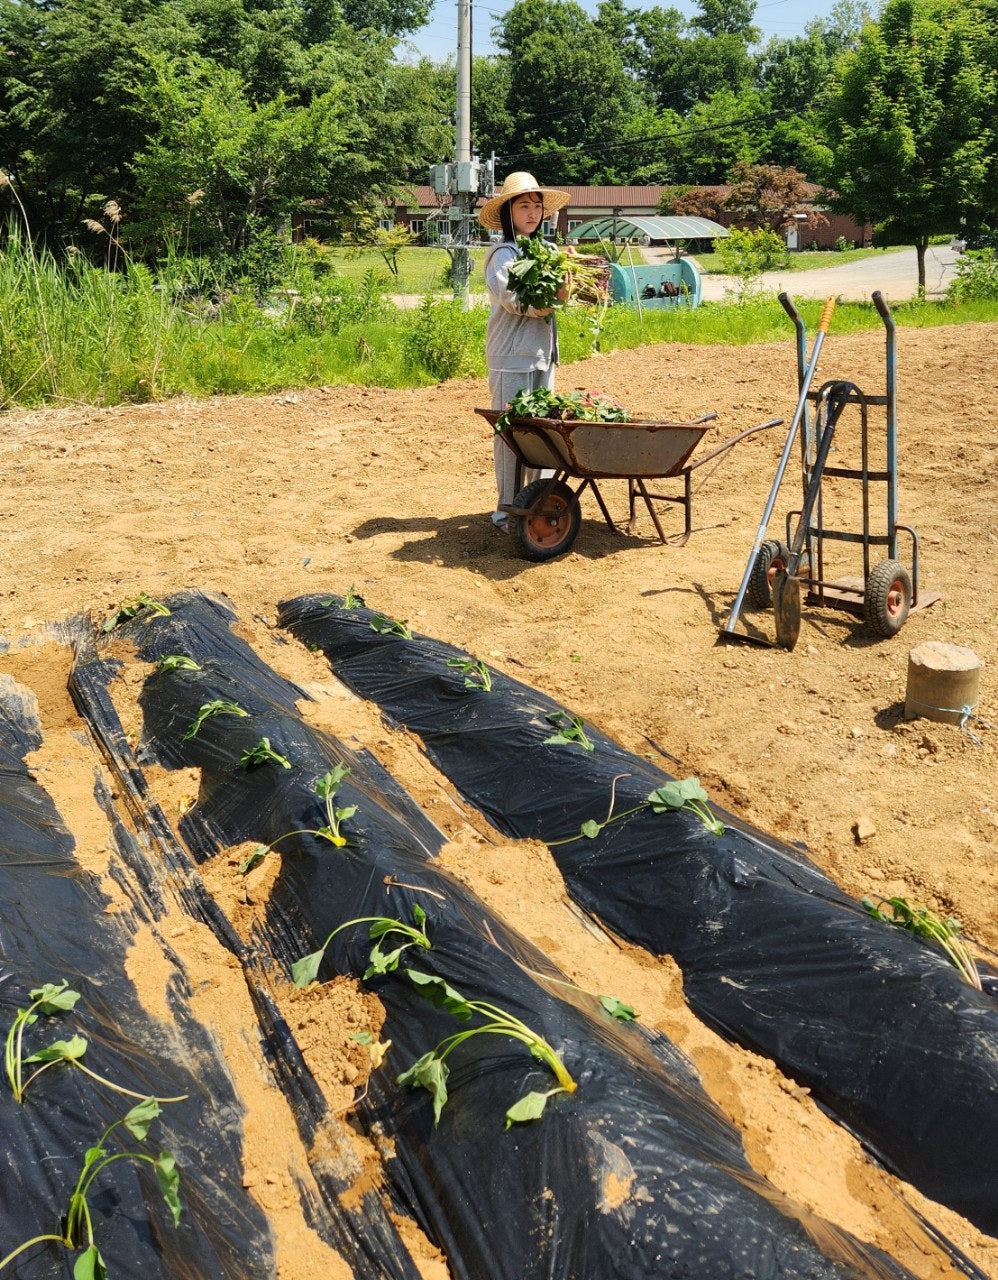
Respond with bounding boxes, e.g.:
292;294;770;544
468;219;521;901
511;478;581;562
747;539;792;609
864;559;912;637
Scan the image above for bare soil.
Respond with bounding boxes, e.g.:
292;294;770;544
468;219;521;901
1;321;996;1278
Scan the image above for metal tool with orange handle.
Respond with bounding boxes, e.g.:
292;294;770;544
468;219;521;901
718;295;836;646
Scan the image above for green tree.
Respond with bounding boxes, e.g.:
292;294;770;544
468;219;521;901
662;86;770;183
689;0;759;40
0;0;446;253
817;0;996;291
492;0;646;183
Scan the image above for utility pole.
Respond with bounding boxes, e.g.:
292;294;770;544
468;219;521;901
428;0;492;309
451;0;473;307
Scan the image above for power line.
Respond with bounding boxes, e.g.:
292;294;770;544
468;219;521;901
500;108;790;166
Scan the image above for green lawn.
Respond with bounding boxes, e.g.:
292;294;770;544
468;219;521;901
318;244;911;292
691;246;906;275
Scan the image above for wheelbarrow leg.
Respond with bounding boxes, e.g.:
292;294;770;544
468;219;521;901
584;478;620;535
628;479;670;544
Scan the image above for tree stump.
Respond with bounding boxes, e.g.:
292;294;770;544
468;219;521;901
904;641;982;726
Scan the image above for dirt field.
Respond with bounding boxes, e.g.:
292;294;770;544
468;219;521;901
1;319;995;1278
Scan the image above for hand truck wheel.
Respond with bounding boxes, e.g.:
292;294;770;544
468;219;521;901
864;559;912;637
747;539;792;609
511;478;581;562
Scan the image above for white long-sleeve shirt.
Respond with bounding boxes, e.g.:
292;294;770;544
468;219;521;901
484;240;559;376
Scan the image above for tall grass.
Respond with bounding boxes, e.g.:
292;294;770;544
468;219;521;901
1;222;997;412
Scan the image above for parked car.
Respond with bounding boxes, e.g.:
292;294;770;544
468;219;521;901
951;228;996;253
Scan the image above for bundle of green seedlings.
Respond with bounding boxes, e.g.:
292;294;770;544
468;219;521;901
2;982;183;1279
494;386;629;432
862;895;983;990
507;236;609;315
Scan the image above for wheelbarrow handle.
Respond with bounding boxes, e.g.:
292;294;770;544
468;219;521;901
686;417;783;472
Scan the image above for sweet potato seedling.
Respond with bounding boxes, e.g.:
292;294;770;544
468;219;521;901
156;654;201;673
548;774;724;843
398;971;577;1129
292;906;431;988
862;895;983;991
182;699;248;741
241;737;292;770
239;763;358;872
445;657;492;691
647;778;725;836
101;593;170;633
5;982;187;1106
370;613;413;639
0;1097;181;1279
544;710;594;752
321;585;366;610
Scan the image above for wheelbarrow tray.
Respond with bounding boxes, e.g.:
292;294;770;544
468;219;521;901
476;409;710;479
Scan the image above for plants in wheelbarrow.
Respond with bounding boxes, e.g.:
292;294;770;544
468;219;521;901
0;1097;182;1279
398;971;577;1128
861;895;982;991
494;386;629;433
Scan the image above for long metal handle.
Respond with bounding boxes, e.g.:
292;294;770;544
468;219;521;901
721;297;835;635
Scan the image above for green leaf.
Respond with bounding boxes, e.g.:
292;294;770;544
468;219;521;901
24;1034;88;1064
406;970;473;1020
292;950;325;988
123;1096;161;1141
412;903;427;927
364;943;406;978
579;819;602;839
599;995;637;1022
155;1151;182;1227
397;1052;449;1125
73;1245;107;1280
156;654;200;672
316;764;350;798
30;982;81;1014
351;1031;374;1044
675;776;708;803
504;1090;552;1128
646;783;684;813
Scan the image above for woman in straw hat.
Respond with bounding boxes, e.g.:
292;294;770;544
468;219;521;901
478;171;570;531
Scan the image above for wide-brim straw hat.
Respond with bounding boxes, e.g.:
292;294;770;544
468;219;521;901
478;171;570;230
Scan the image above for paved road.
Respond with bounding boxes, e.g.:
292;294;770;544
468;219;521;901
685;245;962;304
394;245;962;309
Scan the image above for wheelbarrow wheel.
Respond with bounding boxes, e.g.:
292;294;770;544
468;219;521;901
511;478;581;562
864;559;912;637
747;539;792;609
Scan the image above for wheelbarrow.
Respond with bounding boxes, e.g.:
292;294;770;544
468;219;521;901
475;408;782;560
